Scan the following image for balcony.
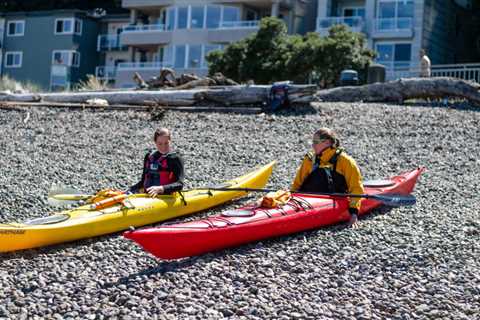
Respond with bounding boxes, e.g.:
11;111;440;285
208;20;260;43
95;66;118;82
372;18;414;38
97;35;127;51
120;24;172;46
316;16;366;36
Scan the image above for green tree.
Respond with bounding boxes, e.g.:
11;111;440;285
206;17;375;85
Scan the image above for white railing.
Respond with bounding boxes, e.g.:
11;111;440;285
97;34;125;51
430;63;480;82
95;66;117;81
382;62;480;82
121;20;260;32
122;24;166;32
219;20;260;29
374;17;413;32
316;16;365;32
117;61;174;70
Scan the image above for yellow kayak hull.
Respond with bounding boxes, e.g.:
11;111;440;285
0;161;275;252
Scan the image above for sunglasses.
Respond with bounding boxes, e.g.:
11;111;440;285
312;138;328;145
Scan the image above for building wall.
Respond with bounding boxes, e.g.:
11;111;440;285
71;15;99;84
422;0;457;64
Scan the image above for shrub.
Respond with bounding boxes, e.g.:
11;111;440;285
206;17;375;86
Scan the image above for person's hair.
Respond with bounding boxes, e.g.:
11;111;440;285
153;128;171;142
314;127;340;147
420;49;426;56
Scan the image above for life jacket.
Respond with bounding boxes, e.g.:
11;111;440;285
143;151;176;190
298;148;348;193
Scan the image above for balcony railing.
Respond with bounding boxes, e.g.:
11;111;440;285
95;66;117;81
374;17;413;32
121;20;260;32
122;24;166;32
316;16;365;32
97;35;126;51
117;61;173;70
219;20;260;29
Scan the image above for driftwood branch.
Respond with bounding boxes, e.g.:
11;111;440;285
315;77;480;105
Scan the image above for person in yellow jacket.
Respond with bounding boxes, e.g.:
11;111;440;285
292;128;364;228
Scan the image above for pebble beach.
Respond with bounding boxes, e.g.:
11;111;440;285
0;102;479;319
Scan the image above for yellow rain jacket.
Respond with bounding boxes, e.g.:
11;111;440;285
291;147;364;210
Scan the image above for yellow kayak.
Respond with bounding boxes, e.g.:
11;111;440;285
0;161;275;252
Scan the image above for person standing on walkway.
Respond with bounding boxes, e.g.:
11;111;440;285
419;49;431;77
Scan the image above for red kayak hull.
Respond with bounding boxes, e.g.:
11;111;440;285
124;168;424;259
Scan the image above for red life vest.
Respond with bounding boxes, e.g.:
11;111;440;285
143;151;176;190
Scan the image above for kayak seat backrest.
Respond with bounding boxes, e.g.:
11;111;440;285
24;214;70;225
363;179;395;188
221;209;255;217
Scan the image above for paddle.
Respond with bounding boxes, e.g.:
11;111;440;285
48;186;92;206
196;187;416;207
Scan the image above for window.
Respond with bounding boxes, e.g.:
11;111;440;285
375;43;412;68
174;45;186;68
190;6;205;29
4;52;23;67
343;8;365;17
223;6;240;23
177;7;188;29
7;21;25;36
206;6;221;29
55;18;82;35
188;45;202;68
166;7;176;30
378;0;414;30
52;50;80;67
162;46;174;65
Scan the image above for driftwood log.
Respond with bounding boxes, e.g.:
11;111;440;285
134;70;239;89
0;78;478;107
0;85;317;106
313;77;480;105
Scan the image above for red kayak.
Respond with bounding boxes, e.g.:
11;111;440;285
124;168;424;259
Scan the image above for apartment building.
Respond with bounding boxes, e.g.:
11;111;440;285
316;0;466;79
115;0;307;88
0;10;101;91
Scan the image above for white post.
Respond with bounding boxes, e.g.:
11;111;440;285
365;0;376;48
130;9;137;24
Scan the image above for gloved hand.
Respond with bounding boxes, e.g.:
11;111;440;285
348;208;359;229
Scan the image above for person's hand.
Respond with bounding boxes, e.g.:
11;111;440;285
348;208;359;229
146;186;164;196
